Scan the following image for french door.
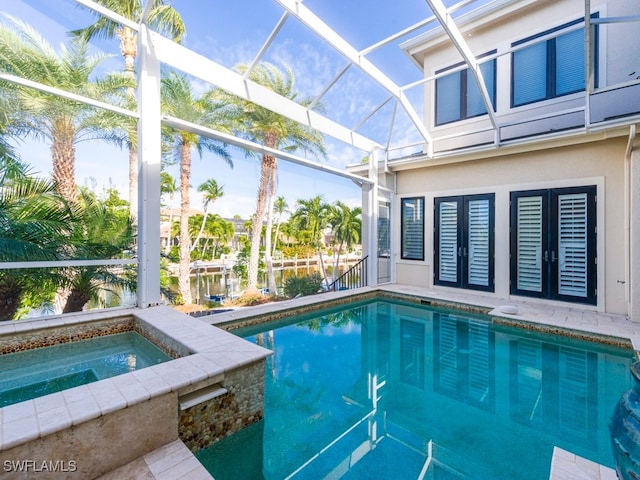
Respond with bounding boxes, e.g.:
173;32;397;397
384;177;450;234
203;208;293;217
510;186;596;304
434;194;494;291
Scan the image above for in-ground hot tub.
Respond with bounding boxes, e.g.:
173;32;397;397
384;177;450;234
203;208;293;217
0;331;172;407
0;306;271;479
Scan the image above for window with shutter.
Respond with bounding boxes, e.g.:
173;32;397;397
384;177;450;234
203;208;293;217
435;53;496;126
511;16;598;108
401;197;424;261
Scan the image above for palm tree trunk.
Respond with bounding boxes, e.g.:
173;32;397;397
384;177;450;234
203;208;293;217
318;247;328;287
0;276;22;320
272;220;282;257
178;143;192;304
265;165;277;296
164;211;174;255
62;285;91;313
128;139;138;223
51;119;76;313
120;27;138;223
334;242;344;282
51;119;76;203
245;154;274;297
191;209;209;252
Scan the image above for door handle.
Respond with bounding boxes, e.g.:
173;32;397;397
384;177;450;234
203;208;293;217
543;250;548;262
551;251;557;263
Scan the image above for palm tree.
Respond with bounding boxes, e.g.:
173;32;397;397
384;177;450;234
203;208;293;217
290;195;331;286
191;178;223;252
329;201;362;281
0;158;74;320
215;63;325;297
206;215;235;259
73;0;185;221
61;189;136;313
272;195;288;257
0;16;130;203
161;71;231;304
160;170;178;255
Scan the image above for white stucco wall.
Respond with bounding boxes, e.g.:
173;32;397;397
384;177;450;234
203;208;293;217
393;136;628;315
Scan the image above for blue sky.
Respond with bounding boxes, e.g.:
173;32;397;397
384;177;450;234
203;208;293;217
1;0;439;218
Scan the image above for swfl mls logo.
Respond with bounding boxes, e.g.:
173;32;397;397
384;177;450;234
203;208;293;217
3;460;77;473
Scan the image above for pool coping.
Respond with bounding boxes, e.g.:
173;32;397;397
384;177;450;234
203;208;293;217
0;305;271;455
201;284;640;351
196;284;638;480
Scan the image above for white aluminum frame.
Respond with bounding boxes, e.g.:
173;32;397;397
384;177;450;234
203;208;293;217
5;0;638;312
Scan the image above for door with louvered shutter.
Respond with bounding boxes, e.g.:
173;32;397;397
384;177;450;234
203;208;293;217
556;194;588;297
438;200;459;283
510;186;596;304
467;198;491;287
435;194;494;291
551;187;596;304
515;194;545;295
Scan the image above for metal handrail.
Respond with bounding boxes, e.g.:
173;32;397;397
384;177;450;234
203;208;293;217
327;256;368;292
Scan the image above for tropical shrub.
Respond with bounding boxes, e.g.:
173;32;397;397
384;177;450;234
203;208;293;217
283;272;323;298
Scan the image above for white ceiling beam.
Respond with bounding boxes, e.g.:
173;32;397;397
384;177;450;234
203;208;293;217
0;74;139;119
150;31;379;152
425;0;500;137
162;115;373;185
274;0;432;148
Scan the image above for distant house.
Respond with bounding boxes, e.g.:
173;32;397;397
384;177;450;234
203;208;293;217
352;0;640;318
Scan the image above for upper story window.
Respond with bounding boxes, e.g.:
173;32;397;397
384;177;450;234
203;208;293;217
511;16;598;107
435;53;496;126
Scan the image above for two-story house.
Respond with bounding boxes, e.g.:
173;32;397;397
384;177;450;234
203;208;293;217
354;0;640;318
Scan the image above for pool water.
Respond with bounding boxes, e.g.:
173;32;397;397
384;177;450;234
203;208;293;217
196;299;635;480
0;331;171;407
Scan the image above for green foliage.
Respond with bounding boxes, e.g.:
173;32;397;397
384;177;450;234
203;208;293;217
233;241;264;283
283;272;323;298
281;244;316;259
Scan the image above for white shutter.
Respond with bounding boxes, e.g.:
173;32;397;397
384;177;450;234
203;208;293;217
467;199;490;287
557;193;588;297
517;196;543;292
468;319;490;402
559;347;590;435
438;201;458;282
402;198;424;260
438;315;458;392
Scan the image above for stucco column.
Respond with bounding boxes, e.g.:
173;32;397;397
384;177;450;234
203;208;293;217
363;148;381;287
629;126;640;321
137;24;162;308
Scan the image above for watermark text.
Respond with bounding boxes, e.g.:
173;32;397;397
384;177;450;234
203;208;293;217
3;460;77;473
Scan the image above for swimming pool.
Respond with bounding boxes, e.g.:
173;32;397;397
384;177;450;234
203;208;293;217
197;298;635;479
0;331;171;407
